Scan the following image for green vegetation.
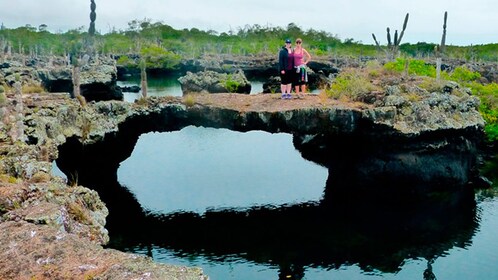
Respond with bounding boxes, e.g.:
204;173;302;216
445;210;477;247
140;45;181;69
449;66;481;83
325;68;379;102
221;74;240;93
183;94;195;107
116;55;134;68
0;20;497;142
381;58;498;142
384;58;436;77
471;82;498;141
0;20;496;63
21;83;44;93
323;58;498;142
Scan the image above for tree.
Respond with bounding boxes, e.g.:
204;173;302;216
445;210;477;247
140;58;147;99
435;12;448;81
71;56;87;106
38;24;48;32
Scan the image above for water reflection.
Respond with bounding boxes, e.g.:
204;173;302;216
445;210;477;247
106;183;476;278
55;128;480;280
56;155;478;279
117;128;327;213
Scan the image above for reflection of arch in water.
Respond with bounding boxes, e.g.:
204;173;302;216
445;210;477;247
56;128;479;278
112;184;476;275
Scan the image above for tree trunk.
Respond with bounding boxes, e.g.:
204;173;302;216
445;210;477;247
436;57;442;81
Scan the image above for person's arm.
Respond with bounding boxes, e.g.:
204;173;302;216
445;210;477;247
303;49;311;65
278;50;285;73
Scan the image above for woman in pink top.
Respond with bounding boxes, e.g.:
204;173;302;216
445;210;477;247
293;38;312;98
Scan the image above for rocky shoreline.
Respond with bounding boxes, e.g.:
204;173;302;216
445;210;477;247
0;53;491;279
0;87;486;278
0;92;208;279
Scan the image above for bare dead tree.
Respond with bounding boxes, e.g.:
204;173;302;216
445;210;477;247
435;11;448;81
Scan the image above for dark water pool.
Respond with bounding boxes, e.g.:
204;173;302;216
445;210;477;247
103;126;498;280
118;76;265;102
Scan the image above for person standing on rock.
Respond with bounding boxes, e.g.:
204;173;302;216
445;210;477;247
293;38;312;98
278;39;294;99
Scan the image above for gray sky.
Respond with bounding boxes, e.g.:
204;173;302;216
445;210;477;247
0;0;496;46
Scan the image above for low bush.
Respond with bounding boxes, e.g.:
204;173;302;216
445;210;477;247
222;74;240;93
418;77;444;93
384;58;436;77
183;94;195;107
449;66;481;83
471;82;498;142
325;68;378;102
22;83;44;93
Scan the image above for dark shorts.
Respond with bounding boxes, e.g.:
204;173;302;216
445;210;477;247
294;71;306;86
280;70;293;85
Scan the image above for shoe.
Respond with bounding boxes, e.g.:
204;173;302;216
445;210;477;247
286;93;292;99
281;94;286;99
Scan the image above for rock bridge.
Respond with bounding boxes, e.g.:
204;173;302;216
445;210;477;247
0;91;485;279
44;92;485;197
43;91;482;278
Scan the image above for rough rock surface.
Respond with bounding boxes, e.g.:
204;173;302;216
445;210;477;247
1;54;123;102
0;92;208;279
0;65;486;278
0;221;205;280
178;69;251;94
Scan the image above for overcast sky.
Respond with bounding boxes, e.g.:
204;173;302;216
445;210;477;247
0;0;495;46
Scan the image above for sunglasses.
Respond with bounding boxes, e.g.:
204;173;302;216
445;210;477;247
296;42;302;44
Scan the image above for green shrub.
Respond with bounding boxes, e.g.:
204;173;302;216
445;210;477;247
225;80;239;92
22;83;44;93
471;82;498;142
418;77;444;93
326;68;377;101
365;60;383;78
222;74;240;93
116;55;136;68
183;94;195;107
140;45;181;70
384;58;436;77
484;123;498;142
448;66;481;83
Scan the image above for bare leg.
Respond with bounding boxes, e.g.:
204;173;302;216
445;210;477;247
286;84;292;94
296;85;304;98
281;85;286;98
